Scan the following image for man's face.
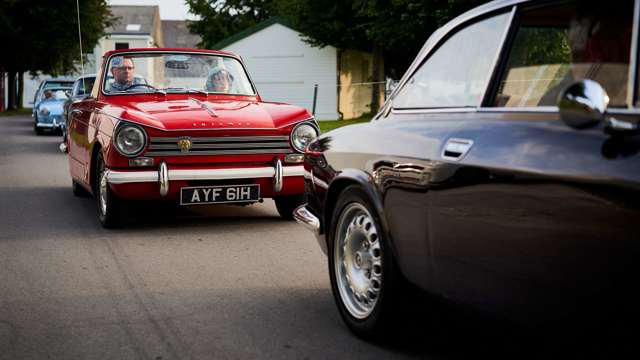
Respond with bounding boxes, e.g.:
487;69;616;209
211;71;231;93
111;58;135;84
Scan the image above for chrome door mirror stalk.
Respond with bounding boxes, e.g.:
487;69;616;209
559;79;638;132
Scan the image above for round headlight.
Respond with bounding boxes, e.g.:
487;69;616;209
114;124;146;156
291;123;318;152
40;107;50;116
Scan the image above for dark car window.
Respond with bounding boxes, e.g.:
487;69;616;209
43;81;74;89
493;0;634;108
73;77;96;97
393;12;511;109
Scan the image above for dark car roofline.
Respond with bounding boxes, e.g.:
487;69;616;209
387;0;528;102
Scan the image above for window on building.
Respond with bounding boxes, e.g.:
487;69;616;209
115;42;129;50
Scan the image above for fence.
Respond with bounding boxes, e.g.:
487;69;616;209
254;79;399;121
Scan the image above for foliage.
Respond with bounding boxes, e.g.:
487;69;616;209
0;0;113;75
186;0;279;48
187;0;491;76
508;27;572;67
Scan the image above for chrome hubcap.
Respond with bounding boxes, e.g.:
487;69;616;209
334;203;382;319
99;169;108;216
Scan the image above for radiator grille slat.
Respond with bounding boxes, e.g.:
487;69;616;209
146;135;293;156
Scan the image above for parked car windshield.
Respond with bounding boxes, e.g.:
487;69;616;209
103;53;256;96
40;88;70;101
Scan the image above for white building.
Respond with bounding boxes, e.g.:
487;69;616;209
216;18;340;120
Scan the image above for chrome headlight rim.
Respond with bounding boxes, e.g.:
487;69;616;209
290;121;319;153
113;122;148;158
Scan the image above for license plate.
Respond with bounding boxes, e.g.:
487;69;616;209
180;184;260;205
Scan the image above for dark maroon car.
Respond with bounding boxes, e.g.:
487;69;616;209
295;0;640;339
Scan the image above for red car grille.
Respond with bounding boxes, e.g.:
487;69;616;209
145;135;292;156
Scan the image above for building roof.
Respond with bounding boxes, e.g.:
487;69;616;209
213;17;295;49
106;5;160;35
161;20;201;49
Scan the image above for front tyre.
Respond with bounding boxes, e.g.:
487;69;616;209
328;185;404;339
72;180;89;197
95;152;122;228
274;195;304;220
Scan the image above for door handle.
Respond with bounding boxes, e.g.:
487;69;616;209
442;138;473;161
71;109;83;116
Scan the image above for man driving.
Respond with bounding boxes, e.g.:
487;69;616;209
109;56;135;92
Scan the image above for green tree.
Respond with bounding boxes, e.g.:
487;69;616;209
186;0;279;48
187;0;490;112
0;0;113;110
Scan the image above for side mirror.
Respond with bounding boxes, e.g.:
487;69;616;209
558;79;608;130
559;79;638;132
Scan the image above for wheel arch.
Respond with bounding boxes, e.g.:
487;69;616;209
324;169;396;259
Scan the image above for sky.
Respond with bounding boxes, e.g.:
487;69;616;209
108;0;197;20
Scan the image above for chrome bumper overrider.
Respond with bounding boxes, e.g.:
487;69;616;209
293;204;320;233
105;159;304;195
294;204;327;255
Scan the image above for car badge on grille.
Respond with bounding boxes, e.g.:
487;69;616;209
177;137;193;153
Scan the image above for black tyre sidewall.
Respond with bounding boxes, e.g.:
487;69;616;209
327;185;402;339
274;195;304;220
72;180;87;197
95;153;121;228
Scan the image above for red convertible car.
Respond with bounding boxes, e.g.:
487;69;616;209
65;48;318;227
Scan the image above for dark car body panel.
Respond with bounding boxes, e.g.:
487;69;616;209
302;0;640;324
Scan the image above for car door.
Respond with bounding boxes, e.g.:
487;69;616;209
379;9;515;292
424;0;640;322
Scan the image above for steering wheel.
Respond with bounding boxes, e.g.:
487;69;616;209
123;83;157;92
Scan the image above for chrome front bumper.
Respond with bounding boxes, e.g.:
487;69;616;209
294;204;327;255
105;159;304;195
35;122;62;128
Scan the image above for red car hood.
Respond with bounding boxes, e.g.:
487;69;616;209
105;98;311;131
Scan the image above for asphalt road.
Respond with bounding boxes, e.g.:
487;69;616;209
0;115;435;360
3;114;635;360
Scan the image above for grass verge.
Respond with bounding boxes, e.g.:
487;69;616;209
0;108;32;117
318;114;372;133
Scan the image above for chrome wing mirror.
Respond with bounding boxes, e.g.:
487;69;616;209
558;79;637;132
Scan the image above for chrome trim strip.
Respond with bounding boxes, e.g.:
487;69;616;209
145;149;292;156
106;171;159;184
293;204;320;233
392;107;477;114
159;161;169;196
148;142;290;150
150;135;289;143
274;158;283;192
628;0;640;107
390;106;640;116
35;123;61;128
169;168;274;181
282;166;305;177
106;166;305;184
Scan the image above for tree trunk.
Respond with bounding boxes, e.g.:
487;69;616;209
7;71;17;111
370;45;384;114
17;72;24;109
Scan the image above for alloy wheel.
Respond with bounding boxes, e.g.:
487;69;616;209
334;202;383;319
